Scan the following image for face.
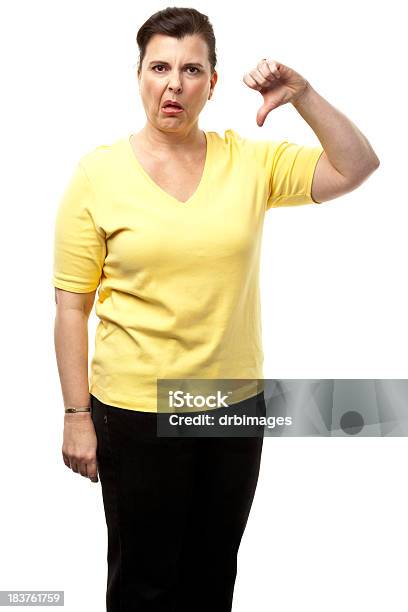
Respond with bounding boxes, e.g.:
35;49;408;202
137;33;217;133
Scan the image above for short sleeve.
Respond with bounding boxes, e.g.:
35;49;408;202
53;161;106;293
266;141;324;209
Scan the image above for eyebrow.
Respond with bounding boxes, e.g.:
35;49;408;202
148;60;204;68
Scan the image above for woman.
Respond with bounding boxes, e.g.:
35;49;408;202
53;7;380;612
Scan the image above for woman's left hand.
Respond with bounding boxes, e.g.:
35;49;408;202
243;59;310;127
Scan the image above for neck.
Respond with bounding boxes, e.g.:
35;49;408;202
137;122;204;153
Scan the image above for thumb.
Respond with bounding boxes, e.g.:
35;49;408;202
256;97;282;127
256;101;277;127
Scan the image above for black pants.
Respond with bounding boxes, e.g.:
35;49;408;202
90;392;265;612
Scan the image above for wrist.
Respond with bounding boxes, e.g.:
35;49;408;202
64;404;91;414
64;411;92;420
291;81;313;108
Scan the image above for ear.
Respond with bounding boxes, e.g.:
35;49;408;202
209;70;218;99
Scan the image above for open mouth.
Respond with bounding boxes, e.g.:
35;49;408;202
161;101;184;114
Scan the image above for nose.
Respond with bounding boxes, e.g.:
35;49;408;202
167;71;182;93
168;84;182;94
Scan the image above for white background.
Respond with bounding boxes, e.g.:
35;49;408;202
1;0;407;610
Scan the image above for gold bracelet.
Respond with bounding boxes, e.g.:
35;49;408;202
65;406;91;413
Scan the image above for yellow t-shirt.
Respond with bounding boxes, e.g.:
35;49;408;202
53;129;324;412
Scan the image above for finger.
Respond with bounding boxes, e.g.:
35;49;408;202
70;460;79;474
243;73;262;91
87;459;99;483
265;60;281;79
62;450;71;468
249;69;267;89
252;67;279;91
257;60;277;83
260;58;281;79
78;462;88;478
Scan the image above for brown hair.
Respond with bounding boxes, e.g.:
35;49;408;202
136;7;217;76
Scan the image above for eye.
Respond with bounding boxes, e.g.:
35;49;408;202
152;65;200;74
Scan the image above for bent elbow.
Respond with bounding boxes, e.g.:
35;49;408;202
354;159;381;186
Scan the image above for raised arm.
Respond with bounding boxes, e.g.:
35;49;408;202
291;83;380;204
243;58;380;204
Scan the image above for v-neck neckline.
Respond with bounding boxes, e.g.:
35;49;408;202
125;131;212;208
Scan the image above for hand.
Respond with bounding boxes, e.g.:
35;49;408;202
62;412;99;483
242;58;310;127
